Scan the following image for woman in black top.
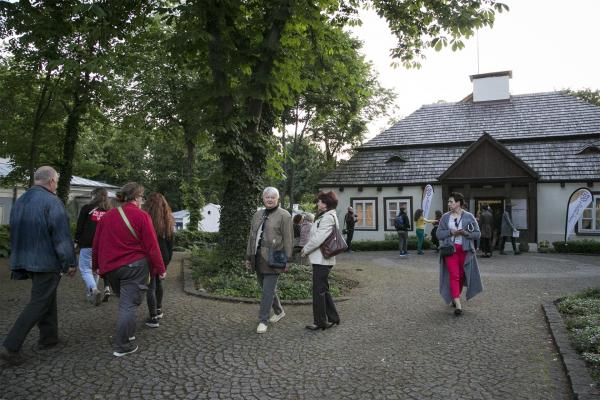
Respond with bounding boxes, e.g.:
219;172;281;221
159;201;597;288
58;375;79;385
75;187;112;305
142;193;174;328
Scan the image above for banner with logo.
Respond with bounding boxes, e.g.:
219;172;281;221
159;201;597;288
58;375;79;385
565;187;593;242
422;184;434;219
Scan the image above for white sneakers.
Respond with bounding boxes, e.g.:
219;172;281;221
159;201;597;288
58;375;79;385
257;311;286;333
256;323;268;334
269;311;286;323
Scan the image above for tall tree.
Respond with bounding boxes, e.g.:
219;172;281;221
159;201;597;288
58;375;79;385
173;0;507;262
0;1;160;202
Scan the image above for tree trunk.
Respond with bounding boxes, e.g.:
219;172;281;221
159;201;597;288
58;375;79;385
56;85;86;204
207;1;292;261
28;70;54;187
182;122;203;231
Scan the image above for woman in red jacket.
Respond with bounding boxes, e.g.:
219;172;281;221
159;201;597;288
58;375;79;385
92;182;166;357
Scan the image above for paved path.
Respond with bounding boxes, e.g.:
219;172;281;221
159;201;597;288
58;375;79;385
1;251;600;399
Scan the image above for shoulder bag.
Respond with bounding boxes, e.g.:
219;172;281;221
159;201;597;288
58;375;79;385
320;215;348;258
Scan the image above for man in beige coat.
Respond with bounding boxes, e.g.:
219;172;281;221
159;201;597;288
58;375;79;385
245;187;293;334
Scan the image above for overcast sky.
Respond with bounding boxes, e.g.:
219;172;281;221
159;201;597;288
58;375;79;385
351;0;600;140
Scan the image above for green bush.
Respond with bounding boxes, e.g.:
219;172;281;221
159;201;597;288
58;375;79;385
553;240;600;254
0;225;9;258
352;234;432;252
174;230;219;250
557;288;600;385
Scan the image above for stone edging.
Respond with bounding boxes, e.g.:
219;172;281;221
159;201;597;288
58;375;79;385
181;258;350;305
542;302;599;400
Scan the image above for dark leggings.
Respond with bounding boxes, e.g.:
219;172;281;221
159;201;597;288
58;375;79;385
146;275;164;317
500;236;518;253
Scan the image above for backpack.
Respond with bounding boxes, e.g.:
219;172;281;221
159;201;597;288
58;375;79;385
394;214;406;231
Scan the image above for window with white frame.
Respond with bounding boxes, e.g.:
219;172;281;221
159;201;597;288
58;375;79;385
351;198;377;230
579;194;600;233
384;197;412;231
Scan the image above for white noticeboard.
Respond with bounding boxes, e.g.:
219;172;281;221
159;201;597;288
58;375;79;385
511;199;527;229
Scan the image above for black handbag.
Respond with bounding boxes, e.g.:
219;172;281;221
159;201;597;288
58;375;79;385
439;244;455;257
268;248;288;269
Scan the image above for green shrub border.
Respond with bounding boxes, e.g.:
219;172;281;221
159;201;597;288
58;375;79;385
351;234;432;252
553;240;600;255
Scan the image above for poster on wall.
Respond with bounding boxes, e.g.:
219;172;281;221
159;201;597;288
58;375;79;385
511;199;527;229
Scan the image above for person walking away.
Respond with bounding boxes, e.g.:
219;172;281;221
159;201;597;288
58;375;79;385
1;166;77;365
245;187;293;334
75;187;112;305
343;206;358;252
430;210;443;252
92;182;166;357
301;191;341;330
395;207;411;256
292;213;304;262
479;206;494;257
298;213;314;266
500;204;520;255
142;193;174;328
436;192;483;316
414;208;436;255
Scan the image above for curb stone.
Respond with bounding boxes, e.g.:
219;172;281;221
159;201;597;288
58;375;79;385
181;258;350;305
542;302;599;400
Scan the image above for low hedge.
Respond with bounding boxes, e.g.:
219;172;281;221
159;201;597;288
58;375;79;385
190;247;356;300
553;240;600;255
174;230;219;251
351;235;433;252
557;287;600;384
0;225;9;258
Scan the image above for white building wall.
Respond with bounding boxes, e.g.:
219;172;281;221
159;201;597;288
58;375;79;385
323;185;444;241
199;203;221;232
537;182;599;243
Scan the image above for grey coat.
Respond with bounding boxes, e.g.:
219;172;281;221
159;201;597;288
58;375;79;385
246;206;293;274
436;211;484;304
500;211;516;237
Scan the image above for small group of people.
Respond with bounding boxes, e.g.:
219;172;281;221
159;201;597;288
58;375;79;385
1;166;174;365
394;207;440;256
246;188;341;334
477;204;521;257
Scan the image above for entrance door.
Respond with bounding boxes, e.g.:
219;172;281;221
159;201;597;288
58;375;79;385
475;199;504;250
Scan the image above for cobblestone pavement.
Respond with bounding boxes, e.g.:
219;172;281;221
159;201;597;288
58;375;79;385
1;251;600;399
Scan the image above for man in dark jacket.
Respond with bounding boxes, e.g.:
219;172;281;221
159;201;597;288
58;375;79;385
344;206;358;252
395;207;411;256
479;205;494;257
0;166;76;365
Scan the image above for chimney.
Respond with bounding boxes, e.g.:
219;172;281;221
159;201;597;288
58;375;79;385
469;70;512;102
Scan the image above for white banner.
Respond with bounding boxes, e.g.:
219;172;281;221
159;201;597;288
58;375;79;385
565;188;594;241
422;184;434;219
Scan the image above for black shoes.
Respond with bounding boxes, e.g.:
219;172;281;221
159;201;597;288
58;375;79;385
305;322;334;331
0;346;24;366
454;309;463;316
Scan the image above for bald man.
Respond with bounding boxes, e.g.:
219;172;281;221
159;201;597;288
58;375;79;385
1;166;76;365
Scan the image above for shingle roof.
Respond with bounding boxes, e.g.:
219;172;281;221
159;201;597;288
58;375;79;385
320;91;600;186
362;91;600;148
320;138;600;185
0;158;119;188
